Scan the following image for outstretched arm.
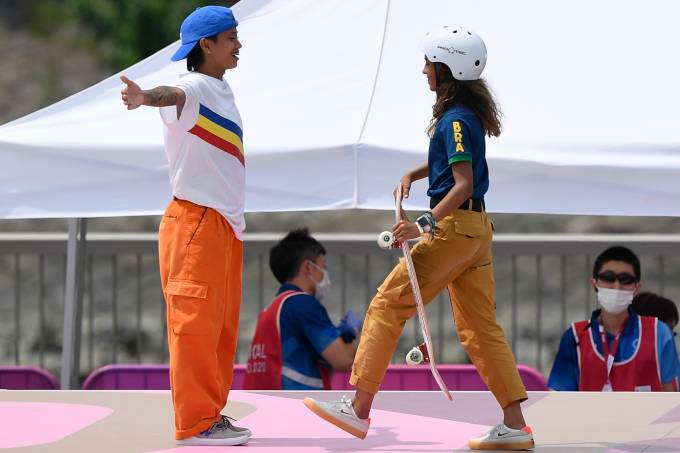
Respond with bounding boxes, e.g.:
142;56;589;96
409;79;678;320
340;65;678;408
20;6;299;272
120;75;186;117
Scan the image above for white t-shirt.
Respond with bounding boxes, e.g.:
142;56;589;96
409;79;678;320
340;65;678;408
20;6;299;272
159;72;245;239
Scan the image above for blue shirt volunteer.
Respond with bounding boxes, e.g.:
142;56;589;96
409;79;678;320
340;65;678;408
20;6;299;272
277;283;340;390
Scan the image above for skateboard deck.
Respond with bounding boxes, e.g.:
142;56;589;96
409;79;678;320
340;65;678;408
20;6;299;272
395;185;452;401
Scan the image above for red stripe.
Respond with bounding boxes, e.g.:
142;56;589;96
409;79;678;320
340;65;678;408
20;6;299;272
189;125;245;166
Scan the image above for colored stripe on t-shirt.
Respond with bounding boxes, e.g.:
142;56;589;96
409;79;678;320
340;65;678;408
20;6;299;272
189;104;244;166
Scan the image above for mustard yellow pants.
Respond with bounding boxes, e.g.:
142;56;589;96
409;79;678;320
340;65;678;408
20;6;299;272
159;198;243;439
350;209;527;408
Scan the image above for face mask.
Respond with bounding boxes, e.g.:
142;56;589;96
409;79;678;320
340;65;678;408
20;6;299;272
308;261;332;301
597;286;634;315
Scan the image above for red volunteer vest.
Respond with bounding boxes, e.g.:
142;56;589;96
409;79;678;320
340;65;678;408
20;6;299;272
243;290;332;390
574;315;662;391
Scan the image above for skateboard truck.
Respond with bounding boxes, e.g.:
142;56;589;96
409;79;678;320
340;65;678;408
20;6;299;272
406;342;431;365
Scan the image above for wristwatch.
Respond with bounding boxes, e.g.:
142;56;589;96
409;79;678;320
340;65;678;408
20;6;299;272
416;213;433;234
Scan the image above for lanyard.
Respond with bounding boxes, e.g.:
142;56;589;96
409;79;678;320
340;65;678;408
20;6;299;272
598;317;627;390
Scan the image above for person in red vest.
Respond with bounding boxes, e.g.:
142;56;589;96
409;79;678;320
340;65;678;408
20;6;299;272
633;292;679;334
548;246;680;391
244;228;360;390
632;292;679;391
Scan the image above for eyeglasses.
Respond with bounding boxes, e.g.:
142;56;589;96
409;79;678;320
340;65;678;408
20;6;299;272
596;271;638;285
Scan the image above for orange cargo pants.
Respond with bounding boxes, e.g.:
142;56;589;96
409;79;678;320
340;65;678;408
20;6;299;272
350;209;527;408
158;198;243;439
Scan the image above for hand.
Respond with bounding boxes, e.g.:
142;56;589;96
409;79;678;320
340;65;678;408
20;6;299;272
340;309;362;332
392;220;420;243
120;75;144;110
393;174;413;201
338;309;362;343
398;207;410;223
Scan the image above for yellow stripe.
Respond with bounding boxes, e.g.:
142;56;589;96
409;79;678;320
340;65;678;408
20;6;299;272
196;115;244;154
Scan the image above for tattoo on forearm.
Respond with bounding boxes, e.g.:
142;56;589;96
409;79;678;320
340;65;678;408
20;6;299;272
143;87;179;107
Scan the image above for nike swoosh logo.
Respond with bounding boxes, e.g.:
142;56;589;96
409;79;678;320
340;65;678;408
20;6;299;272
497;432;509;437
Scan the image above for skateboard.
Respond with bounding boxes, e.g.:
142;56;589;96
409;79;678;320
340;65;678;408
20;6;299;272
378;184;452;401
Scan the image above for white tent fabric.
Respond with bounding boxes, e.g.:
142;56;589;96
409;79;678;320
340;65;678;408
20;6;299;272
1;0;679;219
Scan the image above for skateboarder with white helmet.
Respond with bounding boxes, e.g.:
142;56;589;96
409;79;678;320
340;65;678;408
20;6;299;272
303;26;534;450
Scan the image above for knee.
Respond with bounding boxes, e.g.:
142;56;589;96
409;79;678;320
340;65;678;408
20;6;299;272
362;301;413;334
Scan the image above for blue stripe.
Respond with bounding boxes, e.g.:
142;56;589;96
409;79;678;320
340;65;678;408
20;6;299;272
198;104;243;139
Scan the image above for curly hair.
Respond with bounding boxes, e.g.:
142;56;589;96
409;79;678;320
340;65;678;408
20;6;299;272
426;61;502;138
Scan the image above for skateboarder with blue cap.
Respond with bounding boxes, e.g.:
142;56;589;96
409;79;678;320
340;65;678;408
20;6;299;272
120;6;250;446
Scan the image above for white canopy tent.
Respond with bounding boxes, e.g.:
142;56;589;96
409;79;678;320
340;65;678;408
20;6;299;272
1;0;679;218
1;0;679;388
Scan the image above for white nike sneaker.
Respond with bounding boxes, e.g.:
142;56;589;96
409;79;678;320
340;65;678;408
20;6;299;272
303;395;370;439
468;423;534;450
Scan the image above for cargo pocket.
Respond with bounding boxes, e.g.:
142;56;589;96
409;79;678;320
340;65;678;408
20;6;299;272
165;279;211;335
453;219;484;238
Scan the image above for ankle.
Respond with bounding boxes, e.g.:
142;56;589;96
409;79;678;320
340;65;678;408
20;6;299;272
351;399;369;419
504;422;526;430
502;401;526;430
503;412;526;429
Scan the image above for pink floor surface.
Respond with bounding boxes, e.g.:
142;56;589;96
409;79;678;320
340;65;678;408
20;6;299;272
1;390;679;452
152;392;490;452
0;401;112;449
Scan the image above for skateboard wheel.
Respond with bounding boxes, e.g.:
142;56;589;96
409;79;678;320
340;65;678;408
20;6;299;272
377;231;394;249
406;346;424;365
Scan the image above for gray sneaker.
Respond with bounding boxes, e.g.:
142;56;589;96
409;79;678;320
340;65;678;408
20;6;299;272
177;416;251;446
221;415;252;437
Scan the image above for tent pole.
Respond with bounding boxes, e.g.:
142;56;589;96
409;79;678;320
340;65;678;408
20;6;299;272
60;218;87;389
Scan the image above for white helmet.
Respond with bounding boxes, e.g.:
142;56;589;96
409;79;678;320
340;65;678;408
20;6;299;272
419;26;487;81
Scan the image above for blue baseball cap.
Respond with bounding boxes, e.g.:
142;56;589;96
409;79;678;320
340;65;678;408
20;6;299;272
171;6;238;62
